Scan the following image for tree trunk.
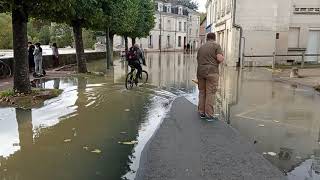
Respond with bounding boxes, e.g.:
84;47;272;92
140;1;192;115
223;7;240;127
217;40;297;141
132;38;136;47
72;21;87;73
16;108;33;150
109;33;114;66
124;36;129;53
12;0;31;93
106;28;111;69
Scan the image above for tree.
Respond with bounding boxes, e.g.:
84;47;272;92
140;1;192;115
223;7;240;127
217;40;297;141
34;0;103;73
98;0;139;68
50;23;74;48
177;0;199;10
0;0;69;93
128;0;155;46
27;19;51;44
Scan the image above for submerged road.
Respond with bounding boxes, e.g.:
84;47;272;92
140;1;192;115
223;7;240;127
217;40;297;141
136;97;285;180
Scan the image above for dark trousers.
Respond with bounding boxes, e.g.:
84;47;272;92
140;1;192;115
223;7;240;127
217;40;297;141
28;56;35;72
53;56;59;67
129;60;142;79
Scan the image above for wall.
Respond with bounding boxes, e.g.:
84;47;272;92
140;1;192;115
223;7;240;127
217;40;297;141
1;52;107;72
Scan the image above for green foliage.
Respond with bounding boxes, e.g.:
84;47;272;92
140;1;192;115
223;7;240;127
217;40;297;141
27;19;51;44
0;89;14;98
0;2;10;13
50;23;74;48
129;0;155;39
200;13;206;23
96;0;140;36
83;29;96;49
177;0;199;10
0;13;12;49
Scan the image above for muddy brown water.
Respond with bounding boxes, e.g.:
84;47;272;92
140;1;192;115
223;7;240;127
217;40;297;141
1;52;320;180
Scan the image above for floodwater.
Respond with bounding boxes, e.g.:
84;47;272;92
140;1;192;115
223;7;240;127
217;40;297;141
1;52;320;180
0;52;197;180
218;67;320;180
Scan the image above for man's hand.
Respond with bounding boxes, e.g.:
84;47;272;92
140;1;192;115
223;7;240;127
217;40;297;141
217;54;224;64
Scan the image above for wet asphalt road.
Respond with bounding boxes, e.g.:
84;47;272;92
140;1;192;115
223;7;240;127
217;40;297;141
136;97;286;180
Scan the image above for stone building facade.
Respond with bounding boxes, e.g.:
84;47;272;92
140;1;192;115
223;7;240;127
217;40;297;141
200;17;207;46
206;0;320;66
112;0;201;52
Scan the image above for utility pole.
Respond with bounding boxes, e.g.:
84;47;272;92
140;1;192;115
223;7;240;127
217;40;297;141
160;11;162;52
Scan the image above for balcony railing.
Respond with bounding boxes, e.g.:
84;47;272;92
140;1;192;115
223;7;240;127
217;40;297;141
294;7;320;14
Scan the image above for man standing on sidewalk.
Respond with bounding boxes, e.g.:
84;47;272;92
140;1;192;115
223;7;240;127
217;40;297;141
197;33;224;120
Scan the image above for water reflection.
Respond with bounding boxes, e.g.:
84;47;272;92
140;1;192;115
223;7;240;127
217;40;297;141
218;67;320;179
0;53;192;179
2;52;320;180
114;52;197;92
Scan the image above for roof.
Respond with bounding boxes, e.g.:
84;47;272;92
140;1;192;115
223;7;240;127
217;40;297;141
155;0;201;14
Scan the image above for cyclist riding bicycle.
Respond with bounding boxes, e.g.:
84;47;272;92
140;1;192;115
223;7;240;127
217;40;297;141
126;44;146;82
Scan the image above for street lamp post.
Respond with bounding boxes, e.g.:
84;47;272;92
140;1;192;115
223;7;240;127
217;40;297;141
160;11;162;52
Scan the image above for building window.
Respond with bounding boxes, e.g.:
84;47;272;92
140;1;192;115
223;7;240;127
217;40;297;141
163;5;167;12
148;35;153;48
159;18;161;29
184;22;187;32
178;36;182;47
189;28;192;35
159;4;163;12
179;22;182;31
159;35;162;49
276;33;280;39
167;35;170;48
155;3;158;11
167;20;171;30
178;7;183;15
167;5;171;13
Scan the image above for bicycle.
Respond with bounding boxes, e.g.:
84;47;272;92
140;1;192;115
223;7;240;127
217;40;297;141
0;60;12;79
125;65;148;89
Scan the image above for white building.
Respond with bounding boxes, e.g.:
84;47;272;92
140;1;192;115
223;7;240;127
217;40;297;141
206;0;320;66
113;0;201;52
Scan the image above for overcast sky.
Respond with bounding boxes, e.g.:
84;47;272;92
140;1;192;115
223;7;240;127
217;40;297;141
197;0;206;12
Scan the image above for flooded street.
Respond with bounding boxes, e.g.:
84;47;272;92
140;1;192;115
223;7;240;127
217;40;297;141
220;67;320;180
0;52;197;180
1;52;320;179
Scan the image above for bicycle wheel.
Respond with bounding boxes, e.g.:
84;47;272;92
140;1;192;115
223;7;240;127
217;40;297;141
0;61;11;79
141;70;149;84
125;72;134;89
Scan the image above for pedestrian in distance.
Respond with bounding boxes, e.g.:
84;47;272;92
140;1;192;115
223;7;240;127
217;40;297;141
28;42;35;73
52;43;59;68
33;43;44;77
196;32;224;120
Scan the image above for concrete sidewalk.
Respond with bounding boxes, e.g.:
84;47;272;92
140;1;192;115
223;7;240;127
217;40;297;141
136;97;285;180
